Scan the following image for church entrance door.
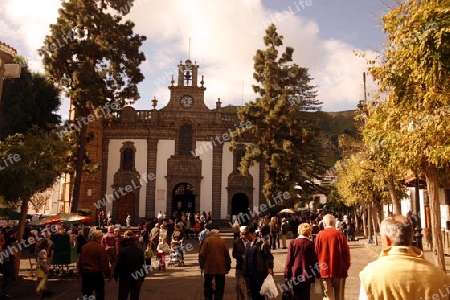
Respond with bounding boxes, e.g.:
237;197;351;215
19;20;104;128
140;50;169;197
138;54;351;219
117;192;135;225
172;183;195;218
231;193;250;225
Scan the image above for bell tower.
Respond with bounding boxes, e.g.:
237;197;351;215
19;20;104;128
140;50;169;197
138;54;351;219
167;59;207;110
178;59;199;86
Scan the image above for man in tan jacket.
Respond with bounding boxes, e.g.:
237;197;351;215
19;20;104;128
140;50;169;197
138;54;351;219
360;215;450;300
199;227;231;300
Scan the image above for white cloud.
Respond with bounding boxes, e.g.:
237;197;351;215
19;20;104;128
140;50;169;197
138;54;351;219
0;0;378;112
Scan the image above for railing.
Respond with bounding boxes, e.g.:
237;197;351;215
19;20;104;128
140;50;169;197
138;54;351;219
106;110;152;123
136;110;151;121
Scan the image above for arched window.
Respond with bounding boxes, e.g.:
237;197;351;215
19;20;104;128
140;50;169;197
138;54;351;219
179;124;193;156
120;142;136;171
122;148;133;170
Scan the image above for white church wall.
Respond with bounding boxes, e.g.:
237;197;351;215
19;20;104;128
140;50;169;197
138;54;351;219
249;160;260;210
106;139;148;218
221;143;233;219
155;140;175;216
195;141;213;215
221;142;260;219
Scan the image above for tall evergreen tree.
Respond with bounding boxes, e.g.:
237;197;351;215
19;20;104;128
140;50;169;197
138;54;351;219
233;24;323;206
39;0;146;212
0;56;61;139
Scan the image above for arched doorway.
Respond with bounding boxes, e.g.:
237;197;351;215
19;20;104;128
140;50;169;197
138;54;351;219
116;192;135;224
231;193;250;225
172;183;195;218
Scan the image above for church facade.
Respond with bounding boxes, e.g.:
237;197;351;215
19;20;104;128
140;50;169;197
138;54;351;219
77;60;264;223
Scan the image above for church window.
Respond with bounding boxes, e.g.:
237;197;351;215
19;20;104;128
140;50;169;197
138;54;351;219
120;142;136;171
179;124;193;156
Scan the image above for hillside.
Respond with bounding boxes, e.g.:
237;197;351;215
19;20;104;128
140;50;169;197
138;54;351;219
315;110;361;168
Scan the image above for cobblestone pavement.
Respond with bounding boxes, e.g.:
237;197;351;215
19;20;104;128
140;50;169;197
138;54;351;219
5;231;449;300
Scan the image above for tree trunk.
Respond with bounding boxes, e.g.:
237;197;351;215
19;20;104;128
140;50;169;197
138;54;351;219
71;117;88;213
371;200;378;246
367;205;373;243
424;162;445;271
353;206;360;234
362;204;368;238
17;199;29;276
387;175;402;214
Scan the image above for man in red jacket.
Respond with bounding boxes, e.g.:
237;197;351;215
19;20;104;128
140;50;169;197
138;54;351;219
315;214;351;300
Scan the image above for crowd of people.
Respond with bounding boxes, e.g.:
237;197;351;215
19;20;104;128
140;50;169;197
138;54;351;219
1;209;449;300
201;211;450;300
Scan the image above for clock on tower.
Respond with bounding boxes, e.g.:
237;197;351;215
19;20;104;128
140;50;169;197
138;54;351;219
180;95;193;108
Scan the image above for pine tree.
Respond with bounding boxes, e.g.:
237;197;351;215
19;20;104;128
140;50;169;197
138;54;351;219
234;24;323;206
39;0;146;212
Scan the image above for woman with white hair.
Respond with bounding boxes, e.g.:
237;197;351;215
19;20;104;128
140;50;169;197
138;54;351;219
284;223;319;300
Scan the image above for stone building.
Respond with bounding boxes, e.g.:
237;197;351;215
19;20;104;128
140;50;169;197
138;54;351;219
76;59;264;223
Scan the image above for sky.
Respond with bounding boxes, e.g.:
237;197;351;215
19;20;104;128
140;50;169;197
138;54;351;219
0;0;393;120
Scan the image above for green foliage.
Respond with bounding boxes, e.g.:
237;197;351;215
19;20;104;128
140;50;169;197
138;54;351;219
0;127;69;204
364;0;450;270
320;186;351;213
233;24;324;201
0;56;61;139
367;1;450;170
39;0;146;212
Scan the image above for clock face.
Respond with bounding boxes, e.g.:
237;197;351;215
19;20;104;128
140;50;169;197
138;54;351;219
180;95;193;108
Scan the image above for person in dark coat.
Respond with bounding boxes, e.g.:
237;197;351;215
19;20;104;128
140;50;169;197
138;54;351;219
232;228;248;300
243;226;274;300
199;228;231;300
284;223;319;300
114;237;145;300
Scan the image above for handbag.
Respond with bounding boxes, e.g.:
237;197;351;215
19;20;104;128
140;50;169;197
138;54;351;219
282;290;293;300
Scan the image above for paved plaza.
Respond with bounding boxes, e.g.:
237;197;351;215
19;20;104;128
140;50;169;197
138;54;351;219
4;230;448;300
